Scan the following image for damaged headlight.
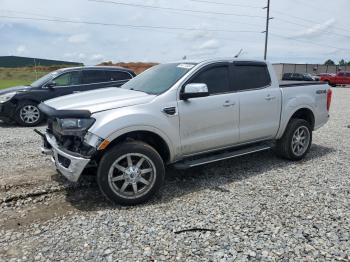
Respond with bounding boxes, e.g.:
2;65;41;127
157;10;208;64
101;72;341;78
55;118;95;135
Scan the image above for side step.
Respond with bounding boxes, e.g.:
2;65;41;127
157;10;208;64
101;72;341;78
173;142;273;169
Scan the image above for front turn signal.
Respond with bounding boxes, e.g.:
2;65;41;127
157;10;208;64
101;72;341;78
98;139;110;150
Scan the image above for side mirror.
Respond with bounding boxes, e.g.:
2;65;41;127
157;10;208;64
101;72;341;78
45;81;57;89
180;83;209;100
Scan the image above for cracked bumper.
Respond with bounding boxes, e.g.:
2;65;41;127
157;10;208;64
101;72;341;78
41;133;91;182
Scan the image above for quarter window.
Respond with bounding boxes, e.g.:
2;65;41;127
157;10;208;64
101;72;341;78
232;65;271;91
189;65;230;94
106;71;132;81
82;70;108;84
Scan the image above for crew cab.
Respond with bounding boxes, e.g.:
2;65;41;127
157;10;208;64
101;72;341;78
37;58;332;205
0;66;135;126
320;71;350;87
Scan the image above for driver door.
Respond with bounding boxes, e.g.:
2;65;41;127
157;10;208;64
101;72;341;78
178;63;239;156
42;70;82;100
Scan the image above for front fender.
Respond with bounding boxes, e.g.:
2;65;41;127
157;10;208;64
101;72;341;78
88;106;180;161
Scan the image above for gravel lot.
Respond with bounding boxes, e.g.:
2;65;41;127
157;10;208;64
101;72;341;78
0;88;349;261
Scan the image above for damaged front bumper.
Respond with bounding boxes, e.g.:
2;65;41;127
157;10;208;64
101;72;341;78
40;132;91;182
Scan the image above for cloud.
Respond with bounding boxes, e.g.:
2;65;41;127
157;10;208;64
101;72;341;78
194;39;220;51
89;54;104;63
16;45;27;55
178;30;213;41
292;18;336;38
67;33;90;44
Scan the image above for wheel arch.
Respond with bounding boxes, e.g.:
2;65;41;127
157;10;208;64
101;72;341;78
277;106;316;139
289;107;315;130
103;128;173;163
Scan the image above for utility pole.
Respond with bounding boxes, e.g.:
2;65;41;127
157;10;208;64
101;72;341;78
262;0;272;60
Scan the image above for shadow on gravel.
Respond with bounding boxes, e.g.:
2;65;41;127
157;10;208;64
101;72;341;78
60;144;335;212
0;120;47;129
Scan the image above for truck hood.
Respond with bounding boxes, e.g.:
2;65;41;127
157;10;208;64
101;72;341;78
44;87;156;113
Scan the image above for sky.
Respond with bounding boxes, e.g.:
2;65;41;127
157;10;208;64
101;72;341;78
0;0;349;65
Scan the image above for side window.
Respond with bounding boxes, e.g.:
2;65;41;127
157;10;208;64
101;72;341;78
338;72;344;76
189;66;230;94
53;71;81;87
106;71;132;81
82;70;108;84
232;65;271;91
345;73;350;77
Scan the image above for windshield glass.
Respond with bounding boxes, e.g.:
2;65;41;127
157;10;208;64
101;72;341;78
122;63;197;95
30;70;61;88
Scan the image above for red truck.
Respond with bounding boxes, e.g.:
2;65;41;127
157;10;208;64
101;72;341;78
320;72;350;87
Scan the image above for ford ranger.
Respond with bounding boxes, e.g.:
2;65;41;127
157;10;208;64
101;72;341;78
37;58;332;205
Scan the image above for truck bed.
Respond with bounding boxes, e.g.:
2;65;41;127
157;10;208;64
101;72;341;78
279;81;326;87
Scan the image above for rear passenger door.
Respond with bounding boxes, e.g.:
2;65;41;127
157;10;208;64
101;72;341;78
232;62;281;143
79;69;109;92
178;63;239;155
105;70;133;87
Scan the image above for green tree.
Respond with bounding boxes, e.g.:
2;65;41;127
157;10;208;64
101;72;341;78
324;59;335;65
339;59;346;66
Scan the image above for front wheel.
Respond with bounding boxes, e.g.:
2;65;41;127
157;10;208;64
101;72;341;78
97;141;165;205
274;119;312;161
15;101;44;127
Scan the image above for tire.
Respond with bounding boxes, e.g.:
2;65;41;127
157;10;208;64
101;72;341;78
274;118;312;161
97;141;165;205
14;101;44;127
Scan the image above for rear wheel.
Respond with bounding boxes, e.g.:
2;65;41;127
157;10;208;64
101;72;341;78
97;141;165;205
15;101;43;127
274;118;312;161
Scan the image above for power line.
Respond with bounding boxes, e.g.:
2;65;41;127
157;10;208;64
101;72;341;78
188;0;262;9
270;33;350;51
0;15;261;34
88;0;266;19
180;0;350;37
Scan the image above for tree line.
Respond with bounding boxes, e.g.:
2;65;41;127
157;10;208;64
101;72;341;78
324;59;350;66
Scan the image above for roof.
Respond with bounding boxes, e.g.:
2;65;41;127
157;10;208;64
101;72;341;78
170;57;267;64
59;65;135;73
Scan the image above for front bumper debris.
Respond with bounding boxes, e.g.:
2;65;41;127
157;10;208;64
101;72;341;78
40;132;91;182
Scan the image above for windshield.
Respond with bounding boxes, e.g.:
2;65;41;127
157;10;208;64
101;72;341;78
30;70;61;88
121;63;197;95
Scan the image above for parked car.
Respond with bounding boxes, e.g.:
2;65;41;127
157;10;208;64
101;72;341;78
282;73;314;81
320;71;350;87
0;66;136;126
38;58;331;205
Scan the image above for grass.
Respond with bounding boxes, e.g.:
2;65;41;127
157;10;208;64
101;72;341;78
0;66;70;90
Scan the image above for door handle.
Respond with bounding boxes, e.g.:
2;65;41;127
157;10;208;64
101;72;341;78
223;100;236;107
265;95;276;101
73;91;81;94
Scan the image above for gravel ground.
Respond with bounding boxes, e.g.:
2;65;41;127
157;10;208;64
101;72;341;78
0;88;349;261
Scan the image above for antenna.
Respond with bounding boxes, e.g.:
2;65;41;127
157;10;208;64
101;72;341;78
234;49;243;58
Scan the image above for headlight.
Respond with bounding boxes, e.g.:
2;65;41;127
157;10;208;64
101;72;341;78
0;92;16;103
55;118;95;135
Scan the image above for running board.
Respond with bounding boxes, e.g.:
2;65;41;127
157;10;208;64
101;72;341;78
173;142;273;169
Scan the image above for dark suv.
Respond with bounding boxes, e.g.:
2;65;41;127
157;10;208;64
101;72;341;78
0;66;136;126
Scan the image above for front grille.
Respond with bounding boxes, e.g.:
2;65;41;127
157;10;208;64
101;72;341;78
57;154;71;168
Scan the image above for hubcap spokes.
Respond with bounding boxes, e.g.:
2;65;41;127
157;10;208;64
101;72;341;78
20;105;40;124
108;153;156;199
291;126;310;156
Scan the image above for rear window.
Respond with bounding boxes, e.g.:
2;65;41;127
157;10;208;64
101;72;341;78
106;70;132;81
232;65;271;91
82;70;108;84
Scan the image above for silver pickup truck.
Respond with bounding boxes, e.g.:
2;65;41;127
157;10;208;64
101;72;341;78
38;58;332;205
